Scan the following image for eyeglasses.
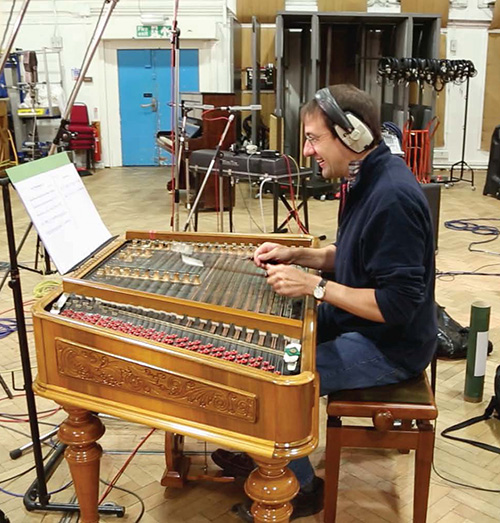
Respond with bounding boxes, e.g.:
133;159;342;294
304;132;328;146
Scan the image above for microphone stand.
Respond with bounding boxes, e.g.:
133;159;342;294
449;76;474;188
183;114;235;231
0;0;31;76
50;0;120;155
170;0;182;231
177;104;191;214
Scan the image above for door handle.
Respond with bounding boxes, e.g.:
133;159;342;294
141;97;158;112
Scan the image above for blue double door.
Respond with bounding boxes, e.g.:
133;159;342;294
117;49;199;166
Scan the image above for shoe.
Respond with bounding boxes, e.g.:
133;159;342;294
232;476;324;521
211;449;256;478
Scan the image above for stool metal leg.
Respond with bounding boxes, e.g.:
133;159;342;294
324;417;342;522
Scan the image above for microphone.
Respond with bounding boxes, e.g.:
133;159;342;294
217;104;262;111
168;102;262;112
183;102;215;110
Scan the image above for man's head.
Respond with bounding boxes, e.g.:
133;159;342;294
301;84;381;179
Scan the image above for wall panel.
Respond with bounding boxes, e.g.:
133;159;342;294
237;0;284;23
481;34;500;150
401;0;448;28
317;0;367;12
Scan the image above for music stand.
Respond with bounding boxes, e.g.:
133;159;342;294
0;172;125;517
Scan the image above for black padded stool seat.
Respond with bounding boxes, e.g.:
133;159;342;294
324;373;438;522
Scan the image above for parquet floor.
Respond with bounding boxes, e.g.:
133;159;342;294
0;167;499;522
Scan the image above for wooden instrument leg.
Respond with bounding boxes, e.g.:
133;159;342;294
161;432;191;488
58;407;105;523
245;455;299;523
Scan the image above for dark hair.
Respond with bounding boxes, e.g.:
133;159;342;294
301;84;382;144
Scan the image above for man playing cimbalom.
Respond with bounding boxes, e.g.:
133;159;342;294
227;84;437;521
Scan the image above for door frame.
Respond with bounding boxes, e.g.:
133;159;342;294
100;39;205;167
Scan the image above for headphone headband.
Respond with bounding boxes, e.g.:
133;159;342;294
314;88;354;134
313;87;375;154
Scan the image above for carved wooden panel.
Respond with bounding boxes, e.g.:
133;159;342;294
55;338;257;422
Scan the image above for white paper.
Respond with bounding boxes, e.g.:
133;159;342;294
474;331;488;377
9;159;111;274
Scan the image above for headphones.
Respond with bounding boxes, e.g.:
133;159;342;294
314;87;375;154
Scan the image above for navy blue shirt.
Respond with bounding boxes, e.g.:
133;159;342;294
331;142;437;374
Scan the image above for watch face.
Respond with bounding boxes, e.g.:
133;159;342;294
313;285;325;300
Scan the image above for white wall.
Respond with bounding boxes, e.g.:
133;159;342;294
1;0;236;166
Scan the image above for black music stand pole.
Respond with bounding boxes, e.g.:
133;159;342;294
1;176;50;505
450;76;475;188
1;176;124;517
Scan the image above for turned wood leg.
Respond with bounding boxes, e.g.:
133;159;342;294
244;455;299;523
58;407;105;523
161;432;191;488
414;420;435;523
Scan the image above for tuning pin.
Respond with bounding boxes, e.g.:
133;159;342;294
192;274;201;285
162;272;170;282
182;273;190;283
96;268;105;277
153;271;161;280
172;272;180;283
122;267;131;276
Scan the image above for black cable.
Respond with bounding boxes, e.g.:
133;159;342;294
432;461;500;493
0;406;60;418
437;260;500;279
0;446;56;484
100;479;145;523
430;403;500;493
444;218;500;256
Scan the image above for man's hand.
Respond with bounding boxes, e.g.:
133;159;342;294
265;264;318;298
253;242;295;268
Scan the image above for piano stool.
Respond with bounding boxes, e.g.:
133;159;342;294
323;371;438;522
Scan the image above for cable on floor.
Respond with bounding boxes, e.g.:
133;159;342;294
444;218;500;256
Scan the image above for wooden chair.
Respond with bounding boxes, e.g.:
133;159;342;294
324;371;438;522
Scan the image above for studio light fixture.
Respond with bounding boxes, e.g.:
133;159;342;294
140;13;167;26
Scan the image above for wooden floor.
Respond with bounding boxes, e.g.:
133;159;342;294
0;167;499;523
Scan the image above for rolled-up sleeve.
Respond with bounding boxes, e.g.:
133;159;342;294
361;198;428;326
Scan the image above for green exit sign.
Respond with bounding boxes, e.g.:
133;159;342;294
136;25;172;38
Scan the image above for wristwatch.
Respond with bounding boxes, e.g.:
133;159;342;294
313;278;328;301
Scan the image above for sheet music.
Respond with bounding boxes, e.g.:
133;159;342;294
7;153;112;274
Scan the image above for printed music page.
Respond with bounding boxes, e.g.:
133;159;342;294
7;153;112;274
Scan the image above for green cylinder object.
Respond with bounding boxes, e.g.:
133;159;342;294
464;301;491;403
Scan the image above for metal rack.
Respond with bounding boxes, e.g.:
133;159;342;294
5;48;64;154
274;11;440;162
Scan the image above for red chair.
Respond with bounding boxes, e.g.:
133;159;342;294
67;103;95;172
